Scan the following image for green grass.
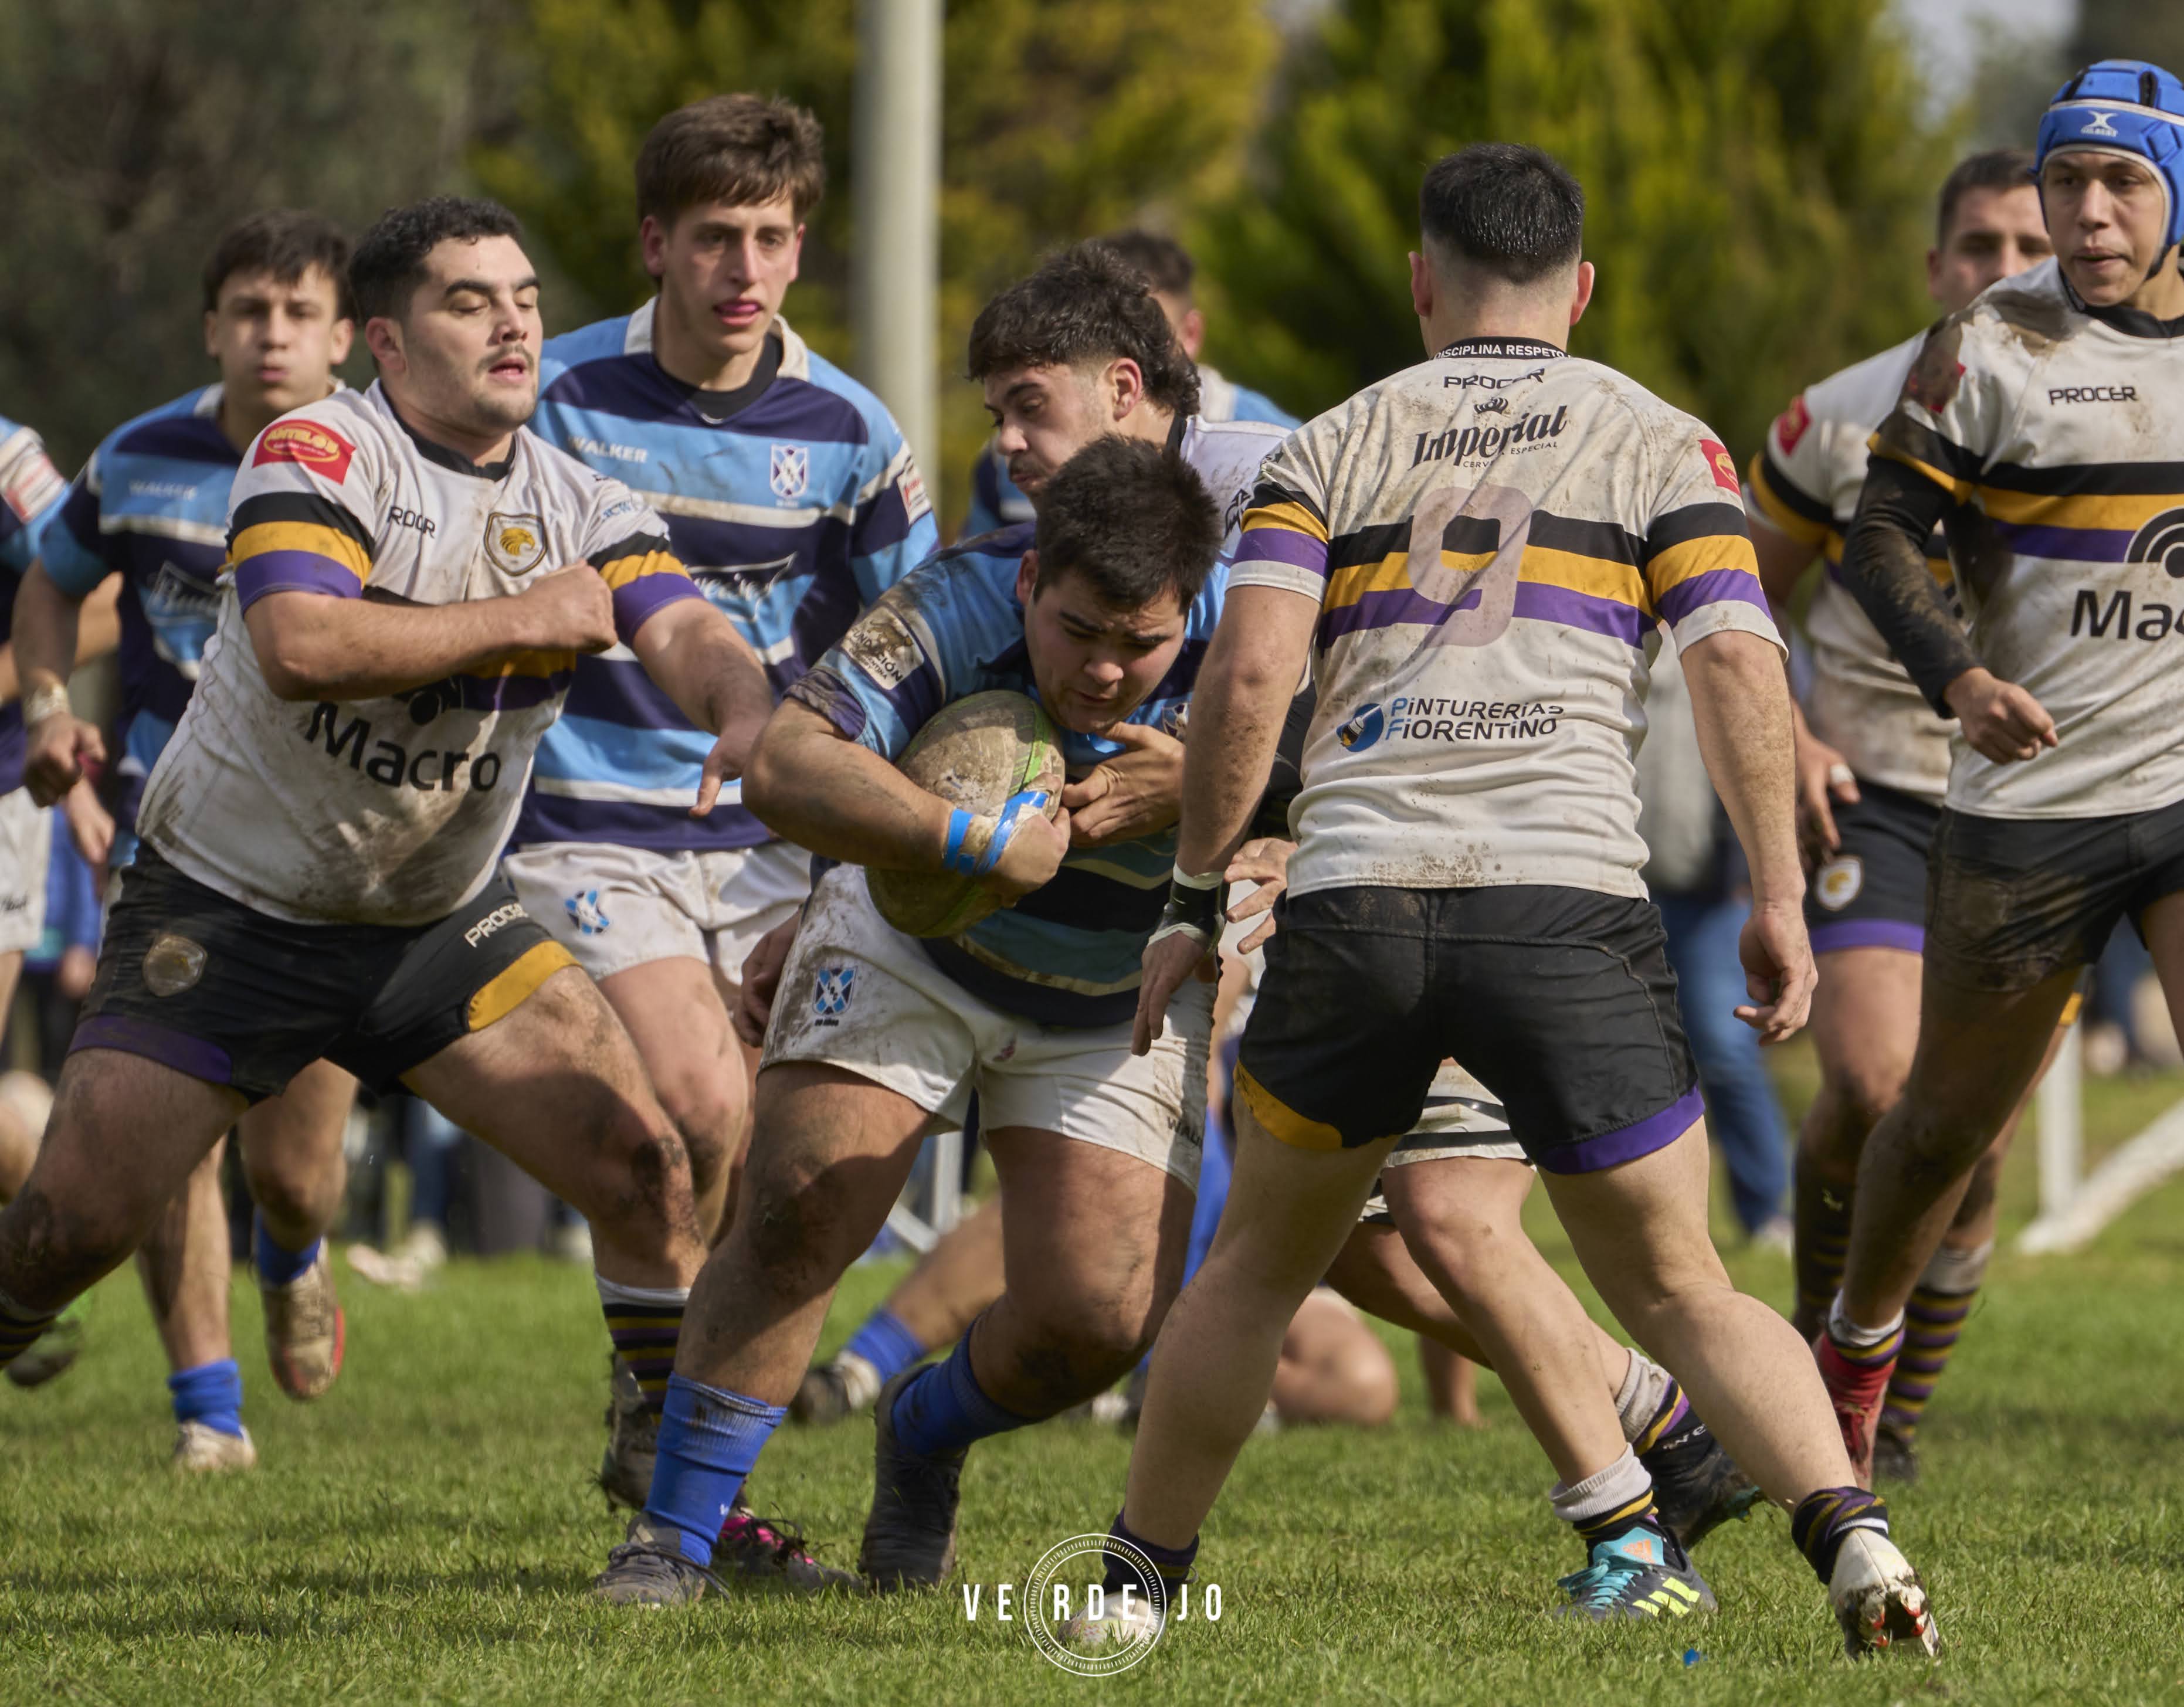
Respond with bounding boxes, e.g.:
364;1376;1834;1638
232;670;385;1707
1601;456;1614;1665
5;1044;2183;1705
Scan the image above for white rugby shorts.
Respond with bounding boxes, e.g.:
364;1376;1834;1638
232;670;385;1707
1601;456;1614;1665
502;838;811;986
763;866;1210;1188
0;789;51;958
1359;1063;1527;1225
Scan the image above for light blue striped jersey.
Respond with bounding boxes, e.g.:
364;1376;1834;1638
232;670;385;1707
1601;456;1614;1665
37;389;237;820
0;414;69;794
789;531;1228;1027
520;305;939;853
957;362;1296;540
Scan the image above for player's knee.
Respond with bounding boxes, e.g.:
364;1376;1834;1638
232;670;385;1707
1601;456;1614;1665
1331;1339;1400;1427
0;1183;129;1311
739;1153;882;1285
241;1146;323;1226
649;1066;741;1192
1823;1057;1910;1138
581;1095;694;1232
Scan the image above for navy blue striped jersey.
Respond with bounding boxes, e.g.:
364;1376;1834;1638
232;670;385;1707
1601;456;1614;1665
520;305;939;853
38;387;240;823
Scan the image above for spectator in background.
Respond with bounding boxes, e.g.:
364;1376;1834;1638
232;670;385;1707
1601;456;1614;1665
20;803;102;1077
957;229;1298;539
1636;640;1794;1250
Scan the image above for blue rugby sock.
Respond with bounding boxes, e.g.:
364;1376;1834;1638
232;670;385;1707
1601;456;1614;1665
843;1308;924;1383
888;1332;1034;1458
252;1214;320;1287
642;1375;784;1567
169;1358;246;1439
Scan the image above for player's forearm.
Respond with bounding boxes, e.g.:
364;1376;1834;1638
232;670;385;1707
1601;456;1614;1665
744;703;955;871
11;564;84;707
1842;457;1978;713
1175;601;1308;877
630;599;772;736
1680;629;1804;909
245;592;546;703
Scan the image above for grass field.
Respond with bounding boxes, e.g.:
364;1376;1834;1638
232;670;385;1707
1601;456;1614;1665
4;1044;2183;1705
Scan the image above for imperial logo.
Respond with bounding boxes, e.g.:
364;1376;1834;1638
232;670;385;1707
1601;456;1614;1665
253;420;356;482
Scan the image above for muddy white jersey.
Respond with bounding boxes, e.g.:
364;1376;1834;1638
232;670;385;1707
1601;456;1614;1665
1228;336;1781;901
139;383;700;925
1748;333;1956;800
1873;259;2184;818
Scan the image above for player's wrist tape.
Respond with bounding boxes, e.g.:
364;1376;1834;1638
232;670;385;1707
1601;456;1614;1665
942;788;1051;878
1148;864;1224;949
22;683;70;729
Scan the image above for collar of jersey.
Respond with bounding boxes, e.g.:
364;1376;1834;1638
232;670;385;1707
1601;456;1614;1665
382;391;516;481
2057;262;2184;338
1437;335;1566;361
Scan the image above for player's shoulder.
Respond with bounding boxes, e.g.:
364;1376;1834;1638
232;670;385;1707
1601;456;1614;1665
1182;412;1290;483
541;310;641;384
1942;259;2077;374
1803;330;1929;430
776;320;901;455
97;385;228;466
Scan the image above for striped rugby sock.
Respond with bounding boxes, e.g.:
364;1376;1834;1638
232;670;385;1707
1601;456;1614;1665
1792;1485;1891;1586
1553;1445;1663;1547
1881;1241;1990;1443
596;1277;689;1414
0;1286;59;1375
1792;1163;1853;1337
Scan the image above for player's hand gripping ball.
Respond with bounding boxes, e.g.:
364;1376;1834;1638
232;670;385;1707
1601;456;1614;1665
869;690;1066;938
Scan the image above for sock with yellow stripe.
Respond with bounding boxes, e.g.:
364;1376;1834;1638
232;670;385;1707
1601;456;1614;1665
1552;1445;1663;1548
0;1284;59;1375
1615;1350;1711;1487
1791;1486;1891;1586
1881;1240;1989;1444
1792;1163;1853;1338
596;1276;688;1414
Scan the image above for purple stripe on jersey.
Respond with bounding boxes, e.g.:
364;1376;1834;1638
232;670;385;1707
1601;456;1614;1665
1654;567;1769;628
1319;585;1451;644
1989;520;2134;562
1535;1085;1704;1176
234;551;361;610
70;1014;235;1087
563;653;695;731
1234;526;1330;577
1810;917;1925;955
611;572;703;644
1511;581;1650;644
509;788;772;853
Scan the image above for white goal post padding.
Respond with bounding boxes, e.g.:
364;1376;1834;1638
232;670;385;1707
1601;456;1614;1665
2019;1026;2184;1254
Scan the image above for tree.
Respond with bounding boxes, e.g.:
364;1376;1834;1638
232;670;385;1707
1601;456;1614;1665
1192;0;1958;459
0;0;484;470
472;0;1277;527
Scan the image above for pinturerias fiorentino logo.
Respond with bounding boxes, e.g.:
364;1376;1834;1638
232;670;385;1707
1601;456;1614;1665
961;1532;1225;1677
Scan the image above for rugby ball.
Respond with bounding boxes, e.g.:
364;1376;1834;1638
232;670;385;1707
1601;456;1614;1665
868;690;1066;938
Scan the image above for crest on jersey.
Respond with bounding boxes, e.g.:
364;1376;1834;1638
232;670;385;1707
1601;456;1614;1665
769;443;810;501
143;933;208;996
565;889;611;936
1815;856;1863;912
483;511;547;576
1774;395;1813;456
1337;704;1385;752
813;966;856;1019
2080;110;2121;137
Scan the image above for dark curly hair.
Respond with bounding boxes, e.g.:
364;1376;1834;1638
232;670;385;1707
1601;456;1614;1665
968;242;1200;418
1033;436;1222;609
350;196;525;325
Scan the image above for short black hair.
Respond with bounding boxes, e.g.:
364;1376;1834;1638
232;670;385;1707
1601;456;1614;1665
1938;148;2037;244
1097;229;1196;299
350;196;525;326
1419;143;1585;287
968;242;1201;417
1032;437;1221;610
202;211;353;318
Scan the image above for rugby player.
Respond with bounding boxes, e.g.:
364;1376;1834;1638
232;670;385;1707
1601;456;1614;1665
0;409;94;1389
0;199;771;1518
1822;60;2184;1488
16;212;364;1468
957;229;1296;539
505;95;938;1530
1084;143;1935;1658
1747;153;2054;1481
586;247;1284;1608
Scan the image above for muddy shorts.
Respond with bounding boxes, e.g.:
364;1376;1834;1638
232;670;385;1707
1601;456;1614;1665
1924;799;2184;992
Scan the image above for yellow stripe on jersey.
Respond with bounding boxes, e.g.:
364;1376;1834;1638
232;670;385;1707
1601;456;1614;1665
1521;547;1649;612
469;647;579;680
1973;488;2176;531
1871;436;1973;504
1646;532;1760;605
229;521;369;585
1323;551;1495;612
595;549;689;592
1241;500;1330;542
1747;455;1831;548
